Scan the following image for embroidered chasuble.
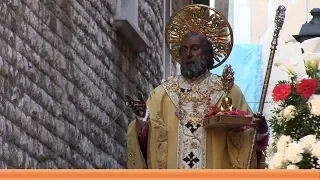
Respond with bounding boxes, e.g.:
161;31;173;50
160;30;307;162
127;73;259;169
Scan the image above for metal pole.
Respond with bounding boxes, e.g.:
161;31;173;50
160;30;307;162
247;5;286;169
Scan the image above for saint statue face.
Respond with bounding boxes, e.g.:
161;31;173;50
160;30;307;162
179;32;213;79
180;35;203;62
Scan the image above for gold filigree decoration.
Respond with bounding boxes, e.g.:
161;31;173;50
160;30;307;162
165;4;233;68
227;129;258;169
189;111;202;129
164;75;223;128
221;64;235;95
227;130;246;169
152;112;168;169
219;64;235;112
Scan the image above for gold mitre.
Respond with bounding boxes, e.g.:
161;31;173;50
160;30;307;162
165;4;234;68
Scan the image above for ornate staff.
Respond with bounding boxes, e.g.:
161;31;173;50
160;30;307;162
247;5;286;168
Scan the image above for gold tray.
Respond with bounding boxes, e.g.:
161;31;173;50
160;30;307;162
203;115;253;128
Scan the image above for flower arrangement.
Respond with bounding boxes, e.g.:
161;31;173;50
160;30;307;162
267;39;320;169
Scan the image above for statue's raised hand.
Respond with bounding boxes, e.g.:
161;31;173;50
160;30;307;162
125;94;147;119
126;94;148;138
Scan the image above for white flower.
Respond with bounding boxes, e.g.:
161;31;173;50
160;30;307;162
278;110;284;118
303;53;320;70
277;135;292;152
284;142;303;163
268;162;278;169
311;142;320;158
276;110;287;122
307;95;320;116
278;109;286;118
282;105;296;120
299;135;317;153
301;37;320;75
317;159;320;165
274;62;296;75
303;54;320;78
287;164;299;169
268;163;276;169
268;152;286;169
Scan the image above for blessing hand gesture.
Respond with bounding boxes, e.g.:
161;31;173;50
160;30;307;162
125;93;147;119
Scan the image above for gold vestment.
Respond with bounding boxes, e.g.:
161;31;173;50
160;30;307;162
127;73;261;169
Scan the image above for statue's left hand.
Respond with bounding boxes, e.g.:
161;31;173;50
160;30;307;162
252;115;268;134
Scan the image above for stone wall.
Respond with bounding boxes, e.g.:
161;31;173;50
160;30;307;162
0;0;164;169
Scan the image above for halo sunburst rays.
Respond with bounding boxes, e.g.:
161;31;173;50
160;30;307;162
165;4;233;68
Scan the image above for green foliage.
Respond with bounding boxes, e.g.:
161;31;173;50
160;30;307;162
284;90;306;107
316;83;320;94
269;92;320;141
305;66;313;78
296;154;319;169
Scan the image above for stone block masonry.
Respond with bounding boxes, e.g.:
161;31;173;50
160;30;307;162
0;0;164;168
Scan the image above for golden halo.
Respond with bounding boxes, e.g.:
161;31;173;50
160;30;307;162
165;4;234;68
